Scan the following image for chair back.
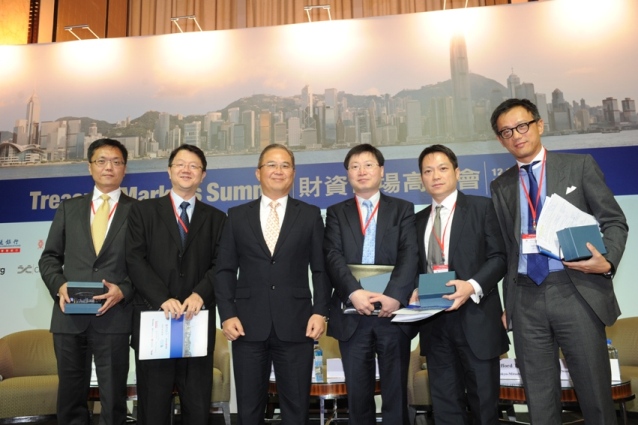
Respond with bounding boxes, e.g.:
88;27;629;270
0;329;57;379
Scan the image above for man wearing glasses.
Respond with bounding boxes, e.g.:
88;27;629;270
324;143;418;425
126;144;226;425
40;138;136;424
490;98;628;424
215;143;331;424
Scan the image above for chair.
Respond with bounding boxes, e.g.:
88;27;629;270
0;329;58;423
211;328;231;425
407;343;433;424
606;316;638;413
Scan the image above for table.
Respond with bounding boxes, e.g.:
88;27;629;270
268;375;381;424
499;379;635;425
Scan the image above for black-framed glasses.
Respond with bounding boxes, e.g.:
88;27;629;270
90;158;125;167
170;163;203;171
497;120;538;139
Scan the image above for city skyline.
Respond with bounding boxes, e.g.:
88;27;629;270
0;0;636;140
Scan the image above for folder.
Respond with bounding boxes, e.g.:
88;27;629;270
138;310;209;360
342;264;394;314
557;224;607;261
416;271;456;310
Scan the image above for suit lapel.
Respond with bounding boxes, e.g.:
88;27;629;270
82;194;96;256
275;196;299;253
448;192;468;268
417;206;431;271
500;166;521;244
345;198;364;255
545;151;567;197
247;198;271;257
375;194;391;252
158;195;183;250
183;199;207;251
99;195;130;255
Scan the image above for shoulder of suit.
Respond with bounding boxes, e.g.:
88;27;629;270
288;196;320;212
381;193;414;208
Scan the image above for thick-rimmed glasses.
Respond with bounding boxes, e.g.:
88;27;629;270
90;158;125;167
497;120;538;139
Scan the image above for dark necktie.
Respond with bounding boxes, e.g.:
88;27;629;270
427;206;443;273
179;201;190;247
521;163;549;285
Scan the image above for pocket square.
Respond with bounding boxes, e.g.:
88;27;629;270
566;186;577;195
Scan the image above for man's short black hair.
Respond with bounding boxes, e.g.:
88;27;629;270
168;144;207;170
490;98;541;135
417;144;458;173
87;138;128;164
343;143;385;170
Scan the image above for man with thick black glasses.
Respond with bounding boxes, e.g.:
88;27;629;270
490;98;628;425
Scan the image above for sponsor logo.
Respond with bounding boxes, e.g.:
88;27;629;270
17;265;39;274
0;238;21;254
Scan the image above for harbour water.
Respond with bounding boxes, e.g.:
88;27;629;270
1;130;637;181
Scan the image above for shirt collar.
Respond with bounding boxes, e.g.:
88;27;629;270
355;191;381;207
431;190;458;210
93;187;121;202
516;146;546;169
261;194;288;210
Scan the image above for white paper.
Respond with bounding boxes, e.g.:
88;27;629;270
138;310;208;360
327;358;345;383
391;307;445;322
536;194;597;259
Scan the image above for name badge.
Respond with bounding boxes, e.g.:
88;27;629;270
432;264;449;273
521;233;540;255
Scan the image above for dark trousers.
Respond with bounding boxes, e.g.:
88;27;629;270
134;352;213;425
423;311;501;425
53;328;130;425
339;316;410;425
232;326;314;425
513;272;616;425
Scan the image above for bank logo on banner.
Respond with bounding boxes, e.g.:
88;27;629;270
0;238;21;254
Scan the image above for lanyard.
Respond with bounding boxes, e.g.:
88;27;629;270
91;198;118;220
356;197;379;236
431;203;456;261
518;152;546;230
170;194;190;235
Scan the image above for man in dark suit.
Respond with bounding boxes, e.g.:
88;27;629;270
126;144;226;425
490;98;628;424
415;144;508;425
215;144;330;425
39;138;136;425
324;143;418;425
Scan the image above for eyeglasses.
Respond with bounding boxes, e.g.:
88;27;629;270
258;162;293;171
170;163;203;171
497;120;538;139
348;162;379;172
90;158;125;167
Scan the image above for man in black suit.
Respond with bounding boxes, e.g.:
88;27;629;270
39;138;136;425
490;98;628;424
215;144;331;425
126;144;226;425
415;144;508;425
324;143;418;425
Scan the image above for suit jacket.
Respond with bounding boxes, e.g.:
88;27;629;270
39;192;136;334
324;193;418;341
416;191;508;360
490;151;628;327
126;194;227;351
214;196;331;342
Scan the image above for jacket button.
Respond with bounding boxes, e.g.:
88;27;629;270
180;273;185;277
93;268;98;272
271;285;275;290
271;260;275;264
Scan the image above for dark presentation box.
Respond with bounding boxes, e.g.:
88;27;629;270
65;281;105;314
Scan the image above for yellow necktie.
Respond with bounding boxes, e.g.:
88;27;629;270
92;194;111;254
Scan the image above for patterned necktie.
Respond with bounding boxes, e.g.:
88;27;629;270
521;162;549;285
92;194;111;254
265;201;280;255
361;200;376;264
178;201;190;247
427;205;443;273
